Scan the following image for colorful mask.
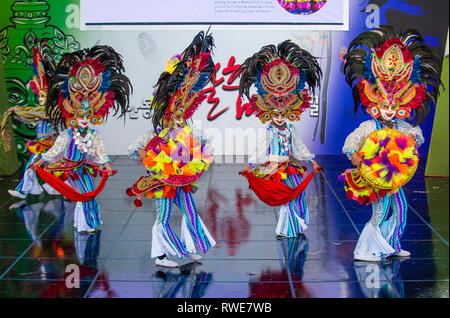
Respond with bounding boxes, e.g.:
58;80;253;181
59;59;115;127
358;38;425;120
344;26;441;125
250;58;311;123
151;31;215;131
239;40;322;124
163;52;212;127
47;45;132;130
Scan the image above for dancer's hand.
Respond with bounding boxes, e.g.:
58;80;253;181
104;163;114;176
351;152;362;168
137;149;146;161
241;165;252;174
312;160;320;172
29;160;44;171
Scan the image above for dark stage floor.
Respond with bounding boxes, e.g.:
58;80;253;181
0;155;448;298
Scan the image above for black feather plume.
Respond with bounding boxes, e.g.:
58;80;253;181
47;45;133;130
238;40;322;101
151;30;215;133
343;24;442;125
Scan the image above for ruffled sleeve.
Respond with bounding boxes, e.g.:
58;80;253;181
248;125;272;166
91;130;110;165
342;120;377;160
127;130;155;160
41;130;69;163
397;119;425;147
290;124;315;161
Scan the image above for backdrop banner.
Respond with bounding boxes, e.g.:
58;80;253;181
0;0;448;162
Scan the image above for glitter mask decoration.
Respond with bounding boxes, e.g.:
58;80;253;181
151;30;215;132
48;45;132;130
344;25;441;125
60;59;114;127
164;52;212;127
239;40;322;124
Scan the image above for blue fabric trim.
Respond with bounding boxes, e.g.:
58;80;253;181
255;72;267;96
99;70;111;93
410;56;422;84
62;77;70;98
365;53;376;84
297;70;306;92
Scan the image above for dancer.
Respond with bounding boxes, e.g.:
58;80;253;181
127;31;216;268
341;25;441;261
1;39;59;198
239;40;322;238
30;45;132;233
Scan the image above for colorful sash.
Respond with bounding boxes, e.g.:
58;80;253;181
241;168;317;207
36;166;115;202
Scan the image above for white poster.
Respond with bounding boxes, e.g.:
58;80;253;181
81;0;349;30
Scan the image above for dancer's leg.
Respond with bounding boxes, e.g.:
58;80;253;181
174;188;215;254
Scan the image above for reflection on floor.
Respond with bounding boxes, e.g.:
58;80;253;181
0;155;448;298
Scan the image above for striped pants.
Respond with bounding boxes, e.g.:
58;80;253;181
151;187;216;258
354;187;408;259
378;187;408;253
15;154;43;195
276;174;309;237
71;166;101;231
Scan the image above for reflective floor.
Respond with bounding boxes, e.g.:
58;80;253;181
0;155;448;298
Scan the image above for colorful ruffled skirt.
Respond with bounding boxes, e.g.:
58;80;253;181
338;168;398;205
127;127;213;204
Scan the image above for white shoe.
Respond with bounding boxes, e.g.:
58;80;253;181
187;253;202;261
8;190;26;199
9;200;27;209
42;183;60;195
354;255;381;262
87;228;97;233
276;233;292;238
395;249;411;257
155;257;178;268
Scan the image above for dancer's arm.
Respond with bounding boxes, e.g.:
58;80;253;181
248;125;272;166
342;120;376;167
92;131;114;176
397;119;425;147
29;131;69;169
40;130;69;163
290;125;319;170
127;130;155;160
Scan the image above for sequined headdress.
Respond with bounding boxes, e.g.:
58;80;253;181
29;39;56;100
1;39;55;151
344;25;441;125
239;40;322;123
47;45;133;129
151;30;215;131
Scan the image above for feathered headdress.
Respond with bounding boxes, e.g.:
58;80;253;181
47;45;133;129
151;30;215;132
239;40;322;123
344;25;441;125
1;39;55;151
30;39;56;99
